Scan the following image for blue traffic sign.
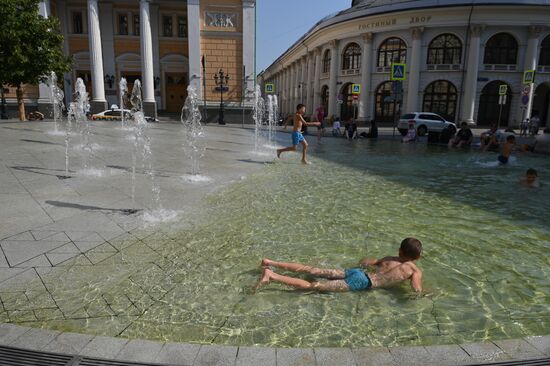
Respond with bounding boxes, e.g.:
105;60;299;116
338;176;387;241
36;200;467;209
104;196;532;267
391;63;406;81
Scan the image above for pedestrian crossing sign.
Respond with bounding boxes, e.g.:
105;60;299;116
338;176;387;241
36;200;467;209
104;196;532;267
265;83;275;94
352;84;361;94
499;84;508;96
523;70;535;84
391;63;406;81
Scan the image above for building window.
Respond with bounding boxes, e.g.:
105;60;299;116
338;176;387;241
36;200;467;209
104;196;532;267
422;80;458;122
427;34;462;65
163;16;173;37
72;11;83;34
340;83;357;120
374;81;396;123
342;43;361;70
477;81;512;126
178;16;187;38
133;14;140;36
539;35;550;66
118;14;128;35
377;37;407;67
322;50;331;74
484;33;518;65
321;85;329;112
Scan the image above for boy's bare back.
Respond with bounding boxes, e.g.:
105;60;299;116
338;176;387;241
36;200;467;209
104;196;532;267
363;256;423;292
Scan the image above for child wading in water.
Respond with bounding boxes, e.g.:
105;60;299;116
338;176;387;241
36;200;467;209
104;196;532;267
255;238;423;293
277;104;320;164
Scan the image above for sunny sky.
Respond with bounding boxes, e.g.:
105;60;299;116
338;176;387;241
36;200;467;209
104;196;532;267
256;0;351;73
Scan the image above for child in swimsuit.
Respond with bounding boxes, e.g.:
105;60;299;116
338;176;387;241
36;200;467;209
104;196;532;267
498;135;515;164
277;104;320;164
254;238;423;293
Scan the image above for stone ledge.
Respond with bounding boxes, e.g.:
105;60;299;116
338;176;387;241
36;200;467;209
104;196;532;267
0;323;548;366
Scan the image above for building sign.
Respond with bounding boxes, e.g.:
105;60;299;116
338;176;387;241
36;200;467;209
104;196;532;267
205;12;237;28
523;70;535;84
352;84;361;94
265;83;275;94
358;15;432;30
499;84;508;96
391;63;406;81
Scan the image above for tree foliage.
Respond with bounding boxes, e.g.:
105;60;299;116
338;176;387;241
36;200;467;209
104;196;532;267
0;0;72;119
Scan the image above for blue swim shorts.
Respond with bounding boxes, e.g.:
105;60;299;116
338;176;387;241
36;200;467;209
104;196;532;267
498;155;509;164
344;268;372;291
292;131;305;145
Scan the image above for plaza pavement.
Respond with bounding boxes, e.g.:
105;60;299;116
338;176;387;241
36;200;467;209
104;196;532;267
0;119;548;365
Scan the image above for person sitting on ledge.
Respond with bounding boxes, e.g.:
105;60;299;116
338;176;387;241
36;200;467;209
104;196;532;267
254;237;423;293
448;122;473;148
402;122;416;143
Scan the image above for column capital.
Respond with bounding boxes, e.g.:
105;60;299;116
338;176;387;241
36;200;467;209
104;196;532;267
314;46;323;55
528;25;544;38
411;27;424;40
301;54;308;62
362;32;374;43
329;39;339;49
469;24;485;37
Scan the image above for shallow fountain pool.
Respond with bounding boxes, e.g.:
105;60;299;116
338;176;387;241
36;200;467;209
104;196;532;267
5;140;550;348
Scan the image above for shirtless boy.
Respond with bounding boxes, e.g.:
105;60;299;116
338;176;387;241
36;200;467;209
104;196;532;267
255;237;423;293
277;104;320;164
498;135;515;164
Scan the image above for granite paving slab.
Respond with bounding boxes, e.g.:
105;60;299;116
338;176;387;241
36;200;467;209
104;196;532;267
353;346;396;366
78;335;129;359
193;345;238;366
314;347;357;366
235;346;276;366
276;348;316;366
156;342;201;366
525;335;550;357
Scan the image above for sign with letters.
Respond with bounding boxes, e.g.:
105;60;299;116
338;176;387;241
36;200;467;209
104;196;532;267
265;83;275;94
391;63;406;81
351;84;361;95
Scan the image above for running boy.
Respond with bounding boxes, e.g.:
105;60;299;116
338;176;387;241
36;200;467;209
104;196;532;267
498;135;516;164
277;104;320;164
255;237;423;293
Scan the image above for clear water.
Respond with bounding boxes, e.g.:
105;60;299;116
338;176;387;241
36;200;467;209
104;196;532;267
4;141;550;348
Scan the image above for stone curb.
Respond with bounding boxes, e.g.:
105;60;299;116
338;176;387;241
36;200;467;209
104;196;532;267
0;323;548;366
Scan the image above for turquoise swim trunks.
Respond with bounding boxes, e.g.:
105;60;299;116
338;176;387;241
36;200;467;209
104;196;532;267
344;268;372;291
292;131;305;145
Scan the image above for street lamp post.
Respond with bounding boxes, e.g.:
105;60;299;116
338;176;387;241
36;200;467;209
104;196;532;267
213;69;230;125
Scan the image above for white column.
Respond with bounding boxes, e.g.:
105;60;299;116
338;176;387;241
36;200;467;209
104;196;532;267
37;0;53;113
150;4;161;106
328;40;340;118
460;25;483;124
187;0;201;94
313;47;322;110
243;1;255;106
521;26;542;124
359;32;373;120
306;52;315;114
87;0;107;112
405;27;423;114
100;2;116;107
140;0;155;108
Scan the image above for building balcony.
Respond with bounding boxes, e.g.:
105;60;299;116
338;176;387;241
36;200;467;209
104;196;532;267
427;64;461;71
483;64;517;72
537;65;550;73
340;68;360;76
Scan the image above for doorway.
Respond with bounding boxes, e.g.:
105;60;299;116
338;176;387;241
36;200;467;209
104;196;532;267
165;73;187;113
533;82;550;127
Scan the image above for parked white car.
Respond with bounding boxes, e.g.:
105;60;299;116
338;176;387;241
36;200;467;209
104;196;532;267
397;112;456;136
91;106;158;122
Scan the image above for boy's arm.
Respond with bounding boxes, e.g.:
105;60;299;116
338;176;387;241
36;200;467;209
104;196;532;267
410;267;423;293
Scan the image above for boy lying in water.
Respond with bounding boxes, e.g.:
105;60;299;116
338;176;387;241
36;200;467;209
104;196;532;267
255;237;423;293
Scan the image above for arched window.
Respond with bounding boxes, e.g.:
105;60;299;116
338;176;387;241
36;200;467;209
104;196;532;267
340;83;357;120
377;37;406;67
539;35;550;66
322;50;331;73
342;43;361;70
374;81;397;123
422;80;458;122
484;33;518;65
321;85;329;112
427;34;462;65
477;81;512;126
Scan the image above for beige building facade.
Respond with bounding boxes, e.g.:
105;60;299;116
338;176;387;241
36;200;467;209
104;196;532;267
259;0;550;127
4;0;256;119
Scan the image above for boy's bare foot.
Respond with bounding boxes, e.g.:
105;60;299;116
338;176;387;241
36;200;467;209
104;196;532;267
301;160;310;165
252;267;272;293
276;149;281;158
261;258;273;267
